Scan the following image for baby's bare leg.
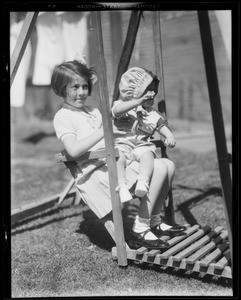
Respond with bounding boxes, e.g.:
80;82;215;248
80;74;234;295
138;151;155;180
135;151;155;198
116;151;127;184
116;150;133;202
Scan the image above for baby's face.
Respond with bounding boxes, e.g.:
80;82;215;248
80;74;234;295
142;91;155;108
141;80;157;108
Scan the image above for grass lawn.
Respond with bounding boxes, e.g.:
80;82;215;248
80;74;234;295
10;116;233;297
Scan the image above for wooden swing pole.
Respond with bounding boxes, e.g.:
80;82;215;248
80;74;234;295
152;11;175;225
10;12;39;87
90;11;127;266
197;10;233;272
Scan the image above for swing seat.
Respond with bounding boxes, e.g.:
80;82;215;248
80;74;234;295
56;147;131;250
55;140;168;208
55;142;169;244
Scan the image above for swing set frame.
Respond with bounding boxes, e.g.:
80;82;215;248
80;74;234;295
10;10;232;279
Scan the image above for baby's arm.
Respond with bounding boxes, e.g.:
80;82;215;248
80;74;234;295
112;91;155;117
159;125;176;148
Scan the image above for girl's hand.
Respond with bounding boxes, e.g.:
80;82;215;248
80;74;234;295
165;137;176;148
112;124;127;136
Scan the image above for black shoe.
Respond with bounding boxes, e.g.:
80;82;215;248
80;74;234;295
151;223;187;238
128;229;169;250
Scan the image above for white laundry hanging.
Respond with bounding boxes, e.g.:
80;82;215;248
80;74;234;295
214;10;231;65
32;12;65;85
32;11;89;85
60;11;89;61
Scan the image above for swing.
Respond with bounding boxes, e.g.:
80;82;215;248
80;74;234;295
10;10;232;280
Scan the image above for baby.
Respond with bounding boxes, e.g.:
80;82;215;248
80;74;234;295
112;67;176;202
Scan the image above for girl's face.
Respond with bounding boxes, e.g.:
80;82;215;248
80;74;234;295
64;74;89;108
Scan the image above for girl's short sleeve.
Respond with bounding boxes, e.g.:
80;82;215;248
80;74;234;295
53;110;76;142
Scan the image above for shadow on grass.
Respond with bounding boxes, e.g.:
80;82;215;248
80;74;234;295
23;131;56;144
176;186;222;226
128;260;232;287
75;201;140;252
11;186;222;243
11;201;89;236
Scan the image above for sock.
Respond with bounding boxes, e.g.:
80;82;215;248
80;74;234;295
117;179;132;202
150;214;162;228
137;174;150;183
150;214;172;230
132;215;158;240
119;178;127;186
135;174;150;198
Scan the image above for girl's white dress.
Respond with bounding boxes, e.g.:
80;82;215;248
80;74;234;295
53;104;140;218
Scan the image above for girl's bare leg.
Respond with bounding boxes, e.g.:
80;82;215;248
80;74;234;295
137;158;174;218
151;158;175;214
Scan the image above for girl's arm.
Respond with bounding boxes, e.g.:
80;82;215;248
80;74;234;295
62;126;127;158
158;125;176;148
62;127;104;158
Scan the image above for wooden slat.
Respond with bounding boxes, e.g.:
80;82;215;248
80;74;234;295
57;178;75;206
172;226;223;262
206;252;231;276
146;249;161;257
220;266;232;279
211;251;231;270
73;191;82;205
136;247;149;255
199;242;229;267
55;148;119;163
111;227;232;279
185;230;228;264
11;191;76;225
160;224;200;245
159;226;211;259
10;12;39;86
